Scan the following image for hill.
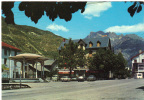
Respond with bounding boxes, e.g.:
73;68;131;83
86;31;144;67
2;17;63;59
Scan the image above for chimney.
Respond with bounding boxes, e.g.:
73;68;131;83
63;38;65;42
139;50;142;53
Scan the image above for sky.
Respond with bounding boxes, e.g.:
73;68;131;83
2;1;144;39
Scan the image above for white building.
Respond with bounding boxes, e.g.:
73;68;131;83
131;50;144;77
2;42;21;78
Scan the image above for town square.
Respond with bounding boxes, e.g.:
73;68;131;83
1;1;144;100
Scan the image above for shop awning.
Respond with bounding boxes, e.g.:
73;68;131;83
58;70;74;74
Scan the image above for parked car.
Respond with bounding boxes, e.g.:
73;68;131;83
77;76;85;82
71;76;77;81
60;76;71;82
52;75;59;81
134;73;143;79
87;75;96;81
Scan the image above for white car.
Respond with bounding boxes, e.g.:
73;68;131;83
77;76;85;82
60;76;71;82
134;73;143;79
52;75;59;81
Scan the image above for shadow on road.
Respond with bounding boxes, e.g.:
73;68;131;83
136;86;144;91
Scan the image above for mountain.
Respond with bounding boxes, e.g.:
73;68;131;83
86;31;144;67
2;17;63;59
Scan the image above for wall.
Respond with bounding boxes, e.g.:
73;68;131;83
2;47;21;78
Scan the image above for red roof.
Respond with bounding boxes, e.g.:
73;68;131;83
2;42;21;51
131;51;144;60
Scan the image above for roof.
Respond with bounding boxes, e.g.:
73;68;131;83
58;37;110;50
9;53;48;63
44;60;56;65
29;63;50;72
131;51;144;60
2;42;21;51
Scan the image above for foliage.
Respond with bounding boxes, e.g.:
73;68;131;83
75;48;86;67
2;64;9;72
57;39;86;77
2;17;63;59
2;1;144;24
127;2;144;17
88;49;130;78
2;2;86;24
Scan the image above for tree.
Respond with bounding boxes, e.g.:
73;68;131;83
2;2;86;24
88;49;116;72
88;49;129;79
113;52;128;78
127;2;144;17
57;39;86;77
75;48;86;67
58;39;77;78
2;1;144;25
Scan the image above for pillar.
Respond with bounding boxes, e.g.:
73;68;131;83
36;61;38;78
41;62;42;78
14;61;17;78
27;63;29;78
23;58;25;78
43;61;45;78
21;62;23;78
32;63;35;78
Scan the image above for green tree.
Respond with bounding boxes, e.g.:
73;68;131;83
113;52;128;78
58;39;77;78
75;48;86;67
88;49;116;72
88;49;129;79
58;39;86;77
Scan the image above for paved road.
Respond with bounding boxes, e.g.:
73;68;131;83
2;79;144;100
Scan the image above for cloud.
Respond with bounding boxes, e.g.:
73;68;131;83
82;2;112;19
46;23;69;32
84;16;92;20
104;23;144;33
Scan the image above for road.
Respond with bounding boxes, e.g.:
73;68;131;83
2;79;144;100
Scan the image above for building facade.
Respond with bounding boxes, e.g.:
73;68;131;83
58;37;112;78
2;42;21;78
131;50;144;77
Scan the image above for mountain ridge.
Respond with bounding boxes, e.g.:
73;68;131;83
2;17;63;59
85;31;144;67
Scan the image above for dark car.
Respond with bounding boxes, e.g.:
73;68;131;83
87;75;96;81
71;76;77;81
77;76;85;82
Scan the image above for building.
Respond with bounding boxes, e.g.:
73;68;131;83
2;42;21;78
28;60;58;78
131;50;144;78
58;37;112;77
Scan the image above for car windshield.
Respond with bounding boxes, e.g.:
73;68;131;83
62;76;69;78
89;75;94;77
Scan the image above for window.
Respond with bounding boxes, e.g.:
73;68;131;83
89;42;93;47
4;49;7;56
142;59;144;63
134;60;137;63
80;44;83;48
14;51;17;56
64;44;66;48
97;41;101;47
89;51;92;57
4;58;7;65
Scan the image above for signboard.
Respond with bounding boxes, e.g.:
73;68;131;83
58;70;74;74
2;72;8;78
